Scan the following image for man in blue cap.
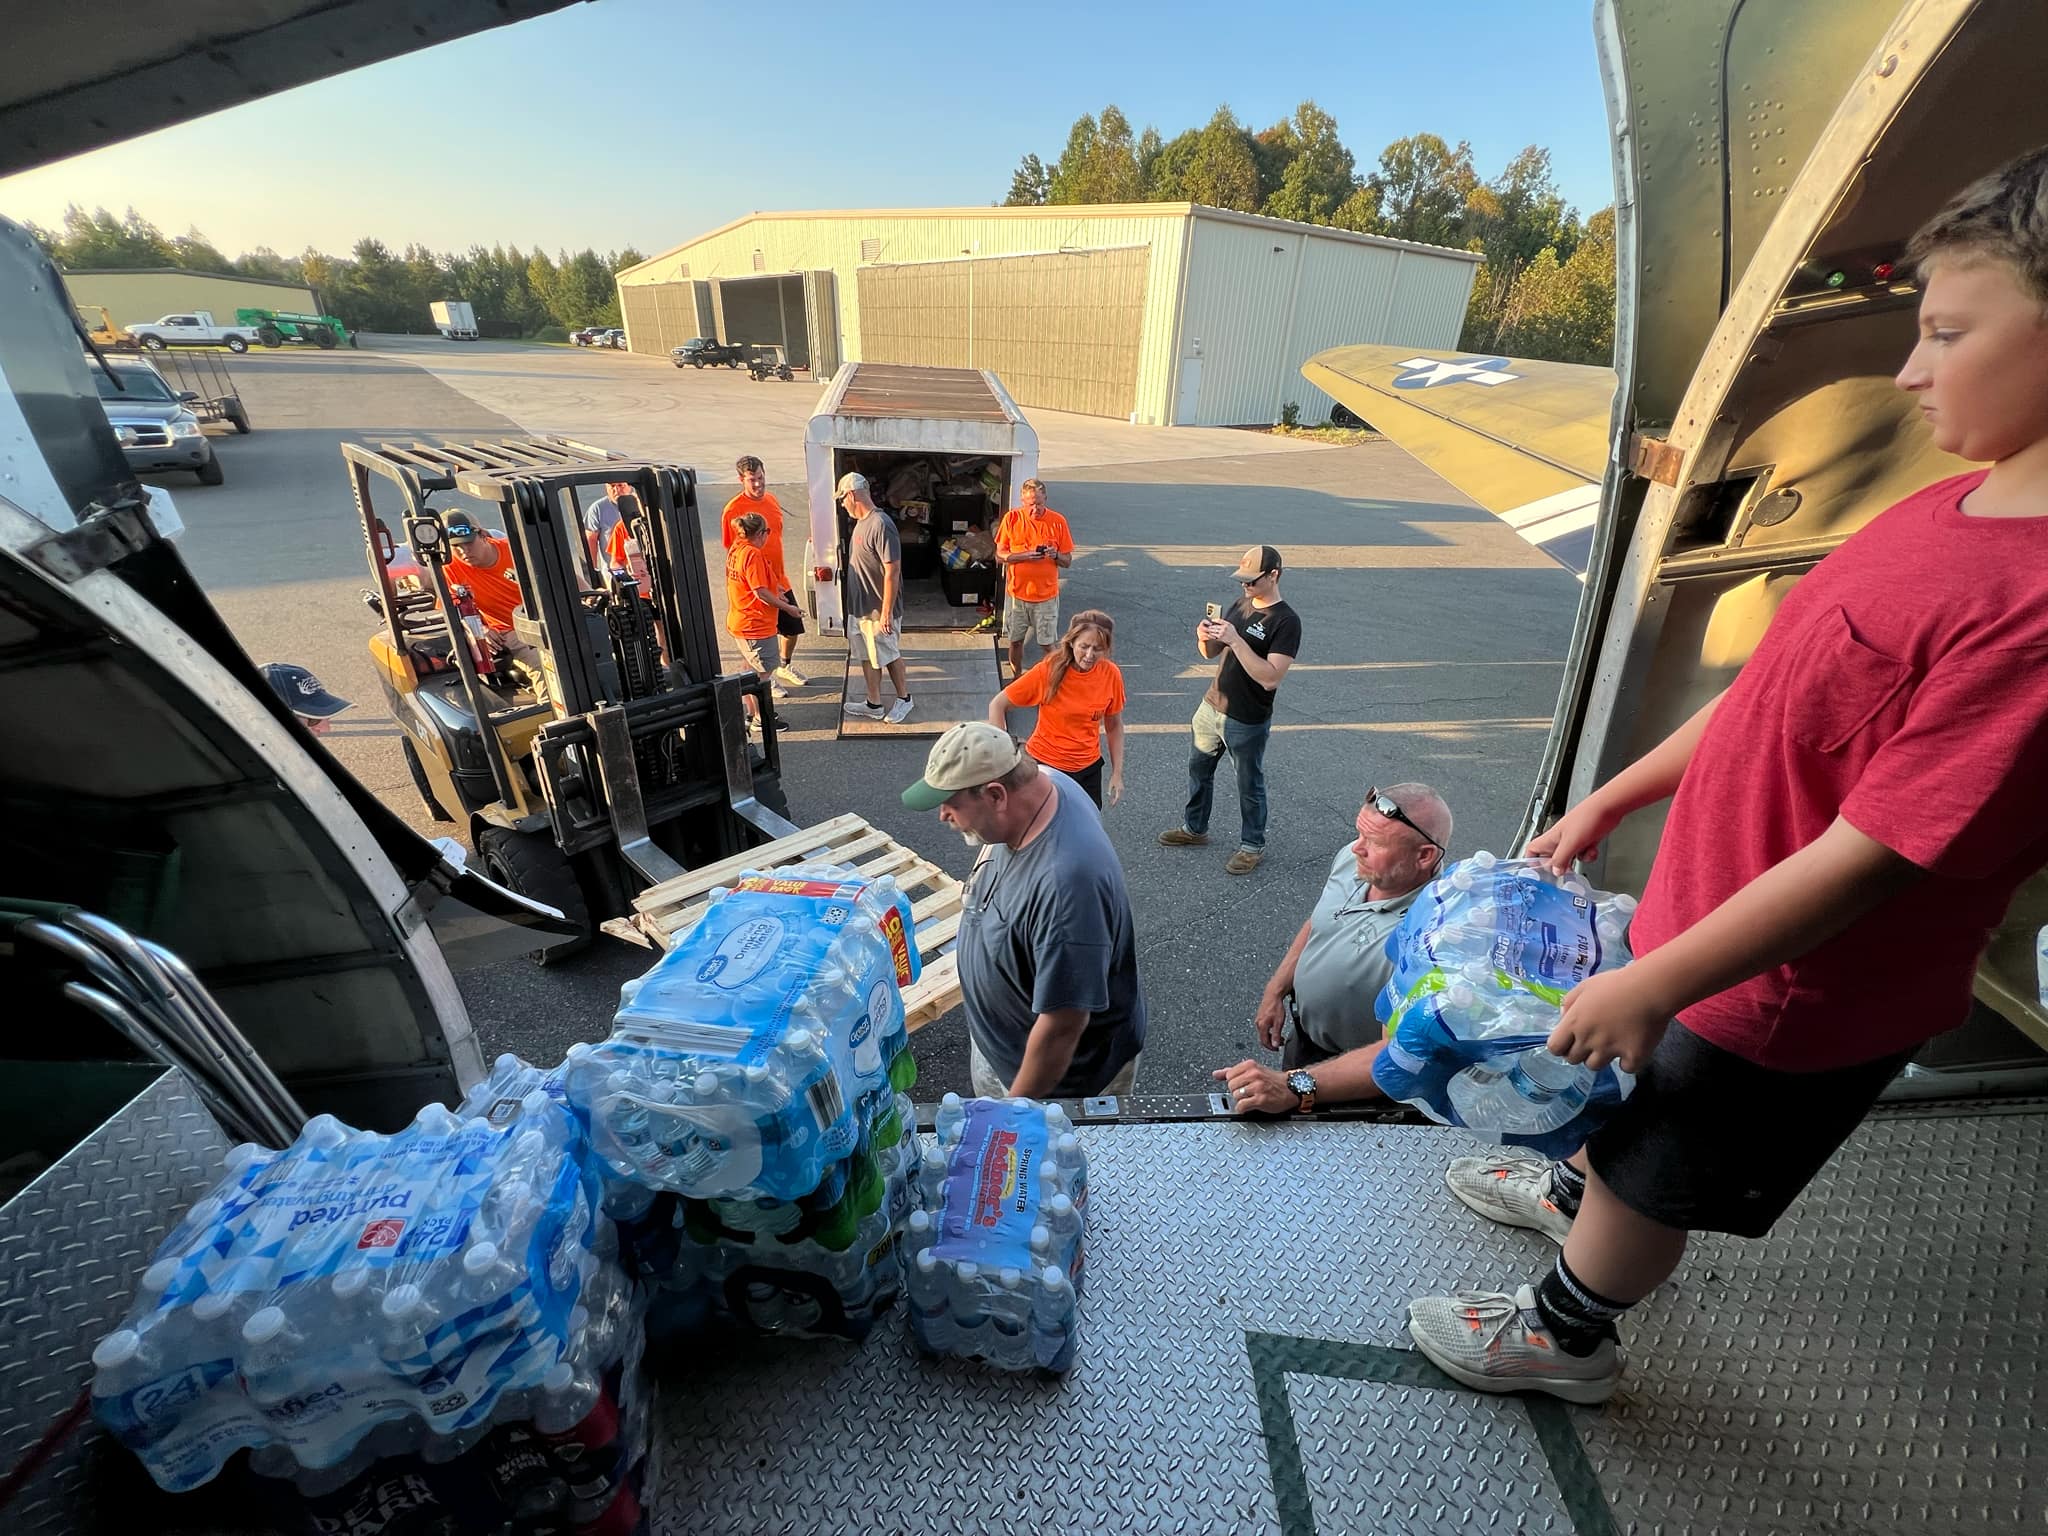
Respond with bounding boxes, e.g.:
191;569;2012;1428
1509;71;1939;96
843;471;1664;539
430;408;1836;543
262;663;352;736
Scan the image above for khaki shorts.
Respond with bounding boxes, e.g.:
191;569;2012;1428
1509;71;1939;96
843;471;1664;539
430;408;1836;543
857;614;901;668
969;1037;1139;1099
733;634;773;674
1003;594;1060;646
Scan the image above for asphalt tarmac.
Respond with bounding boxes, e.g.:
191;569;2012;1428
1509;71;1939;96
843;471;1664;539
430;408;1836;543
172;340;1578;1100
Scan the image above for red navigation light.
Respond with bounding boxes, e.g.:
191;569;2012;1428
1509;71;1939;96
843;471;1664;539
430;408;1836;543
1873;261;1896;281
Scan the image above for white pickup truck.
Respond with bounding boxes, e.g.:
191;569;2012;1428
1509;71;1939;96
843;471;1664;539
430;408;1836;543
126;311;262;353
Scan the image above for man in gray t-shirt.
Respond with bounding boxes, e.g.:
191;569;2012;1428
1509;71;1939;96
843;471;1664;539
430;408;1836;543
904;722;1146;1098
1212;783;1452;1117
839;472;913;724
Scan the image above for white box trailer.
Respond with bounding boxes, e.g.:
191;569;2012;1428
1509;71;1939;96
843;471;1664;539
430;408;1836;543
430;299;478;340
801;362;1039;636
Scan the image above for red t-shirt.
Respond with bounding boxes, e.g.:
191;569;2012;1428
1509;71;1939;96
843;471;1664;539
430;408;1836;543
1631;472;2048;1070
721;491;791;594
724;542;778;638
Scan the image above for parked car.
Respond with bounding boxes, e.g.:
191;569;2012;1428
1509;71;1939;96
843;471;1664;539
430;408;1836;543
672;336;745;369
92;358;224;484
125;311;262;353
570;325;607;346
599;328;627;349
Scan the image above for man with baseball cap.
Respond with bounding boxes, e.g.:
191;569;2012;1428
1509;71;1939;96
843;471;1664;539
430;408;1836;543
262;663;352;736
905;722;1146;1098
1158;544;1302;874
441;510;541;669
838;472;914;724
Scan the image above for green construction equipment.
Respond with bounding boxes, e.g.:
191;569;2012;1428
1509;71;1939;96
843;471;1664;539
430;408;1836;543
234;307;353;349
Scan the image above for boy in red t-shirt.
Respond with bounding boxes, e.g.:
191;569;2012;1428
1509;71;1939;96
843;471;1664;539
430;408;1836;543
1406;148;2048;1404
721;455;806;689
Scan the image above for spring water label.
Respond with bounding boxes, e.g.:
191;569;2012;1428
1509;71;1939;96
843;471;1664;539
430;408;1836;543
932;1101;1052;1273
850;981;894;1077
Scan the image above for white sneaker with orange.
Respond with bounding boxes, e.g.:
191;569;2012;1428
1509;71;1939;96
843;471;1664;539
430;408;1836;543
1444;1150;1575;1245
1408;1285;1622;1404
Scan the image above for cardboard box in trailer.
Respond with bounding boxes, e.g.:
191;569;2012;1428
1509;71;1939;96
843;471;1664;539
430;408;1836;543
430;299;478;340
802;362;1039;636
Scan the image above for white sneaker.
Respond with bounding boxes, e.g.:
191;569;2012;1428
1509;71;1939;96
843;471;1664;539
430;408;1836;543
770;684;792;702
1408;1284;1622;1404
843;700;886;721
885;698;915;724
773;665;808;688
1444;1150;1575;1245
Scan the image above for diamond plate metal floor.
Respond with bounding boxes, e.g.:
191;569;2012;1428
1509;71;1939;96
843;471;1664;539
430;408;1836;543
650;1103;2047;1535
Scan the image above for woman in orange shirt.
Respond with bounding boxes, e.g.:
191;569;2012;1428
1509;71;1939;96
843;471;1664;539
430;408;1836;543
987;609;1125;808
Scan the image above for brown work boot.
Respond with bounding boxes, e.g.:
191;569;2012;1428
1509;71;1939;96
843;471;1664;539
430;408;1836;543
1157;828;1209;848
1225;848;1264;875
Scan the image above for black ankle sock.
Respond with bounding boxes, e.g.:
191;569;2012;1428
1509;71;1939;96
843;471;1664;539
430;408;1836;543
1533;1254;1628;1356
1547;1160;1587;1217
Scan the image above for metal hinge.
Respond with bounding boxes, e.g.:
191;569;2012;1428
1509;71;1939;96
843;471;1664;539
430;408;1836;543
1629;433;1685;487
22;496;158;582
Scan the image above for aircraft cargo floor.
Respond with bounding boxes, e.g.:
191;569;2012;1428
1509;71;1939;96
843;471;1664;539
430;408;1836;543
652;1101;2045;1535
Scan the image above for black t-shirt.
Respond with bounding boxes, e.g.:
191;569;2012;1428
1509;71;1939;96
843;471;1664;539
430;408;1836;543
1213;597;1301;723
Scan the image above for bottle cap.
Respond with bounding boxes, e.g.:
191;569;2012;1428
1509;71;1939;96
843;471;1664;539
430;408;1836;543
1048;1193;1073;1218
141;1257;180;1294
956;1261;980;1282
916;1248;941;1275
191;1289;233;1322
93;1329;142;1369
382;1283;423;1318
1031;1224;1051;1251
1043;1265;1068;1289
941;1091;962;1108
332;1267;369;1299
243;1305;287;1344
463;1242;500;1276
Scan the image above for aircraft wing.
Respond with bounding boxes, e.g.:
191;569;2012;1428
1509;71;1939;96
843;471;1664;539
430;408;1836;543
1301;344;1617;578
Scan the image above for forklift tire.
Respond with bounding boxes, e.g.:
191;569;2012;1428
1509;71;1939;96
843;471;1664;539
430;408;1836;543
226;399;252;434
226;335;250;354
475;826;592;963
258;327;283;348
314;328;337;349
401;738;455;822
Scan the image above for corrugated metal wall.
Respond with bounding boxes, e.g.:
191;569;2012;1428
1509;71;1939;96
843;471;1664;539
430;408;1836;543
856;248;1148;418
616;208;1190;421
1174;214;1477;426
622;279;709;356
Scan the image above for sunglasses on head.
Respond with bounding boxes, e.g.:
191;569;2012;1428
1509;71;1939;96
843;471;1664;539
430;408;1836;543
1363;787;1443;851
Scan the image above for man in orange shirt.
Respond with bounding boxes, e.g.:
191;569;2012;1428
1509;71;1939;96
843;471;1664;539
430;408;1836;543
442;511;539;670
993;478;1074;680
721;455;806;689
724;512;805;714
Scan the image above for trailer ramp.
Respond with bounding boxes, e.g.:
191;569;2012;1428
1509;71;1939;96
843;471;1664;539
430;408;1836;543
650;1101;2045;1534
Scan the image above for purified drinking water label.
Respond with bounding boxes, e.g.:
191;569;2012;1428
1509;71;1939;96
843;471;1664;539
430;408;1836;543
932;1101;1052;1274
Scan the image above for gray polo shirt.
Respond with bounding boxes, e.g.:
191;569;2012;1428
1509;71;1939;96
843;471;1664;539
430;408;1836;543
1292;845;1424;1054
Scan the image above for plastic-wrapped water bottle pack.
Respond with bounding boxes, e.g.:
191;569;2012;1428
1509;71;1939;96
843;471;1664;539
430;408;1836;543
1370;852;1640;1157
648;1082;922;1343
561;865;921;1202
90;1091;618;1494
902;1096;1087;1373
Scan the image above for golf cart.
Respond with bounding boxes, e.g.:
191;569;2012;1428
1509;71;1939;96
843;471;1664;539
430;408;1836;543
746;343;796;382
348;437;797;956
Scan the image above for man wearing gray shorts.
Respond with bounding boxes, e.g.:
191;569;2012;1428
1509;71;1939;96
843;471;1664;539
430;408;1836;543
993;478;1074;681
838;472;914;725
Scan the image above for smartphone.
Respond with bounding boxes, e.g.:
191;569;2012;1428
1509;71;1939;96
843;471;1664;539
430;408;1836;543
1205;602;1222;621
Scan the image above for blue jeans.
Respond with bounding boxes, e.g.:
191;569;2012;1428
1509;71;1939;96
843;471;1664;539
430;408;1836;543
1183;698;1270;851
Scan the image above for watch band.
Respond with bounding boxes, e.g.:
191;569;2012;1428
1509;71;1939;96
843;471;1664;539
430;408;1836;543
1287;1069;1317;1114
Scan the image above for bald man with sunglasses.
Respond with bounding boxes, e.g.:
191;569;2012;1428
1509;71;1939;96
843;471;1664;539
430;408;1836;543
1214;783;1453;1115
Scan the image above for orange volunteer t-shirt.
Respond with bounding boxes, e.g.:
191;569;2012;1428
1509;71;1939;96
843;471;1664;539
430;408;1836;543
1005;656;1125;771
721;491;791;593
724;542;778;638
995;505;1073;604
446;536;523;631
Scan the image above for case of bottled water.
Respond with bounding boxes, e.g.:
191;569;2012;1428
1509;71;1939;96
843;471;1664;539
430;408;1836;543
901;1098;1087;1373
1370;853;1639;1158
650;1083;921;1343
90;1090;617;1494
561;864;921;1202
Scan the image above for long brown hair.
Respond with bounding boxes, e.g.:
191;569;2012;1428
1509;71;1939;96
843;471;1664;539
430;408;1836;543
1044;609;1114;702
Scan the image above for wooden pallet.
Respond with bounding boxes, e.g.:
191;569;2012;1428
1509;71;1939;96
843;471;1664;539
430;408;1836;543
625;813;964;1033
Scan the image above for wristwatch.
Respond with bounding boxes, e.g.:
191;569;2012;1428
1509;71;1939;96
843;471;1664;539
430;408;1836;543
1286;1069;1318;1114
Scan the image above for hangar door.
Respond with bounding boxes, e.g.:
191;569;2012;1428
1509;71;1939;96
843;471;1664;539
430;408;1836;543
622;280;712;355
857;247;1147;419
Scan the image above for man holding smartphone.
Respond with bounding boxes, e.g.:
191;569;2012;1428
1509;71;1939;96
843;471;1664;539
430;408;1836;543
1159;545;1301;874
993;478;1074;679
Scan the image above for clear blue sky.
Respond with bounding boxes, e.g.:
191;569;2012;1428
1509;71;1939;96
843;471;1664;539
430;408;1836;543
0;0;1611;260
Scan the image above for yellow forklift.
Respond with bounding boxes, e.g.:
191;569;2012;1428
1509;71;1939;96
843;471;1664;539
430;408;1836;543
347;437;797;957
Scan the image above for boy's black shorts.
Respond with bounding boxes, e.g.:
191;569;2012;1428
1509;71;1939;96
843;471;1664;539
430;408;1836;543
1585;1021;1913;1238
775;590;805;638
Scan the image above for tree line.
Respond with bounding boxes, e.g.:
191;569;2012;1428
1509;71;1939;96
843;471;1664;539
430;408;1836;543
1005;104;1615;366
25;205;645;338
